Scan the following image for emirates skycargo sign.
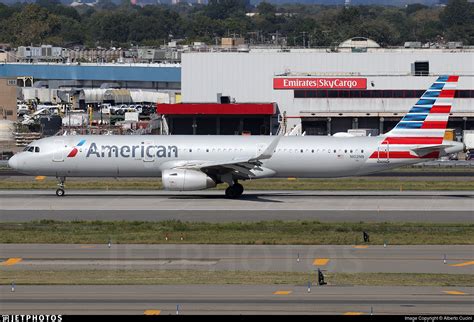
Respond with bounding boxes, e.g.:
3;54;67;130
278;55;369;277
273;77;367;90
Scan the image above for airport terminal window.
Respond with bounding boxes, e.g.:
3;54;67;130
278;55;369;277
294;90;474;99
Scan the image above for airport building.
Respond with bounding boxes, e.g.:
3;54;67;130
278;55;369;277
0;77;17;121
181;46;474;136
0;63;181;90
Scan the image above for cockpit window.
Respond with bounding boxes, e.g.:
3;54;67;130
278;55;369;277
35;147;40;153
27;146;34;152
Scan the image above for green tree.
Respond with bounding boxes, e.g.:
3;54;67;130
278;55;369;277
4;4;52;46
205;0;248;20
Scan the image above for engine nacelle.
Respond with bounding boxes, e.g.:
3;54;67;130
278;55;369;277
162;169;216;191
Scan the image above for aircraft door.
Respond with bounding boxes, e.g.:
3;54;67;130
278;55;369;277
53;140;64;162
377;143;390;163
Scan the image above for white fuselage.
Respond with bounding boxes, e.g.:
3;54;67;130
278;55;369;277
9;135;433;179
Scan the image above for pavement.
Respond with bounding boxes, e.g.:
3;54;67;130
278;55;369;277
0;285;472;315
0;190;473;222
1;244;473;274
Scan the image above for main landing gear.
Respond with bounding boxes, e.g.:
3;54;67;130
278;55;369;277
56;176;66;197
225;182;244;198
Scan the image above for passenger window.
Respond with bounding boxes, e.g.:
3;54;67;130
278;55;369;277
361;149;364;153
35;147;40;153
300;149;303;153
206;149;209;152
189;149;192;152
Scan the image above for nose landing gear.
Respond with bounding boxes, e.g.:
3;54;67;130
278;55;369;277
56;177;66;197
225;182;244;198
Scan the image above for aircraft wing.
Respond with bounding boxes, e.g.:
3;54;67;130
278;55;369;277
172;134;282;179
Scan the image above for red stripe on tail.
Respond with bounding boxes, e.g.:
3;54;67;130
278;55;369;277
447;76;459;82
430;105;451;113
421;121;447;129
382;137;444;145
369;151;440;159
439;90;455;98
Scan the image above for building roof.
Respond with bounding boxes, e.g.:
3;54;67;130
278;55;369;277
339;37;381;48
157;103;276;115
0;63;181;83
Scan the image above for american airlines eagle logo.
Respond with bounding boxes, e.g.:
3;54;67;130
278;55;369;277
67;139;86;158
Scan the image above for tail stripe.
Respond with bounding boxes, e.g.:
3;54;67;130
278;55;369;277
389;75;458;136
430;106;451;113
402;114;428;121
382;137;443;144
376;75;459;162
439;90;456;98
421;121;447;129
422;91;440;98
396;122;423;129
447;76;459;82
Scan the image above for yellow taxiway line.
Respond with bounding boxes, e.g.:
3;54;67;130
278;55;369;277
313;258;330;266
1;258;23;266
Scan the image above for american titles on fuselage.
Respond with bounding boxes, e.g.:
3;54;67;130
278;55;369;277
86;142;178;159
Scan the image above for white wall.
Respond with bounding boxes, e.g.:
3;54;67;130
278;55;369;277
182;50;474;128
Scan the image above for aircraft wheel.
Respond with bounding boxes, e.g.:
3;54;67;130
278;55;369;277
225;184;243;199
225;186;237;199
56;188;65;197
234;183;244;196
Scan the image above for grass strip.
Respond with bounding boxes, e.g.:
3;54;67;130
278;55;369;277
0;270;471;287
1;177;474;190
1;220;473;245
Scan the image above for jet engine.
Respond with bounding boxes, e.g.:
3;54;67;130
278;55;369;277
162;169;216;191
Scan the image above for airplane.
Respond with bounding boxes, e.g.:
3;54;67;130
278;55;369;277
8;75;464;198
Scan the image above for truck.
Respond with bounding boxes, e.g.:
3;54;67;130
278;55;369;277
463;130;474;157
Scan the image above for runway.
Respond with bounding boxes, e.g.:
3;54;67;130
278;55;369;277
1;285;472;314
0;190;473;222
1;244;473;274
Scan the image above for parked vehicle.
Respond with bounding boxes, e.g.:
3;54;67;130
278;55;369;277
100;103;112;114
17;104;29;116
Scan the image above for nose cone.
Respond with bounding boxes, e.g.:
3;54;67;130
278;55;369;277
8;154;18;169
